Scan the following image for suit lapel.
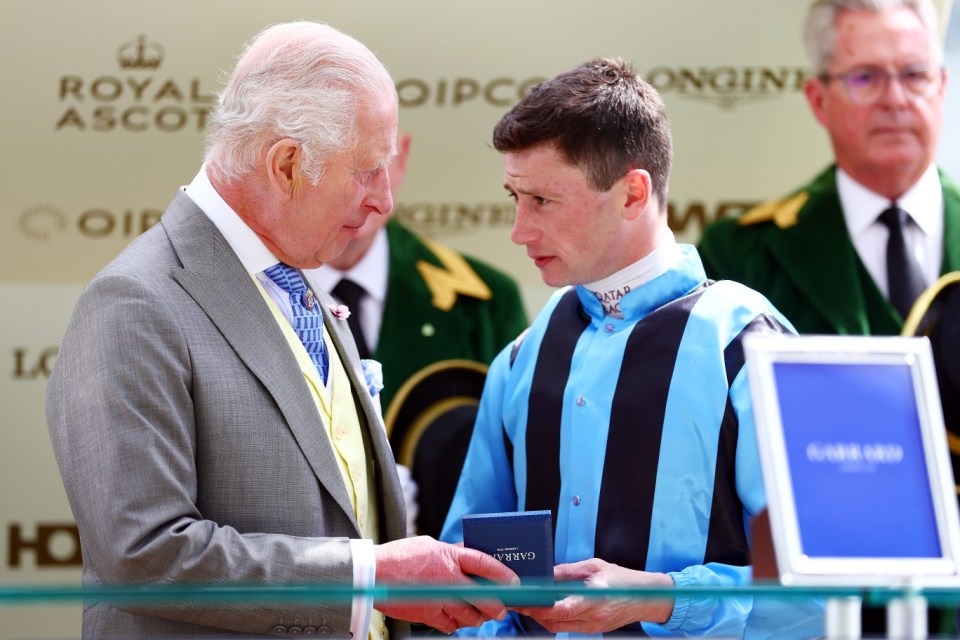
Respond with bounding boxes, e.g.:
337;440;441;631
761;171;874;334
159;193;358;528
940;169;960;273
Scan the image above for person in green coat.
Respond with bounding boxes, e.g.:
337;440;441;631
700;0;959;337
310;130;528;537
700;1;959;634
700;165;960;336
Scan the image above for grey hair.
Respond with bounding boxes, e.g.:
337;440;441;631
804;0;942;75
205;21;396;185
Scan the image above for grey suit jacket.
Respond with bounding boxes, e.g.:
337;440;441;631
47;192;407;638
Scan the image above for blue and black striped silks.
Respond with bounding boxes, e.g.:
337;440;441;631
441;246;796;637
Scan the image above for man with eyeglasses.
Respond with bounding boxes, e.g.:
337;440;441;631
700;0;959;337
700;1;958;635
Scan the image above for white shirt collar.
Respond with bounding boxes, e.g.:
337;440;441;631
896;164;942;238
837;164;943;294
837;164;942;236
585;234;684;294
182;165;280;274
310;227;389;304
182;167;338;390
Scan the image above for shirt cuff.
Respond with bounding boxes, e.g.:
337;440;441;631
663;570;690;630
350;538;375;640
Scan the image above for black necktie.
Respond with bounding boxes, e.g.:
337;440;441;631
879;205;927;320
332;278;371;359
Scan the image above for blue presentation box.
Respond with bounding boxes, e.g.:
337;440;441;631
462;510;555;605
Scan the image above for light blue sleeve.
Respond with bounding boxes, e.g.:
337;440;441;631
648;563;753;637
454;613;525;637
644;363;795;637
441;348;524;637
735;345;824;640
440;347;520;543
744;598;826;640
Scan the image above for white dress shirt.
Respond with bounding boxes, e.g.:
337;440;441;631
585;234;684;310
838;164;943;297
310;228;390;354
182;166;376;640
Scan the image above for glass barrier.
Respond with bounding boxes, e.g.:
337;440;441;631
2;582;959;639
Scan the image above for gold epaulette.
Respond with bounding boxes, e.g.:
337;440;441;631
738;192;809;229
416;238;493;312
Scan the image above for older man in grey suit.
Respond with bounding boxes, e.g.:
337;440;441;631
46;21;516;639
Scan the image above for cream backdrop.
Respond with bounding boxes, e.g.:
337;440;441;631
0;0;954;637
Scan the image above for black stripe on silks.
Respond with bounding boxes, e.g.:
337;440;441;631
704;313;791;565
502;421;514;476
722;313;791;386
595;285;705;571
703;395;749;566
525;289;589;535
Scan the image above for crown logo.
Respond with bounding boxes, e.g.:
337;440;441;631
117;35;164;70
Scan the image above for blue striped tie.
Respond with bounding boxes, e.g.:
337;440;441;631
264;263;329;385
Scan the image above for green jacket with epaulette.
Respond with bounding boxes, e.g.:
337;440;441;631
698;165;960;335
374;219;528;414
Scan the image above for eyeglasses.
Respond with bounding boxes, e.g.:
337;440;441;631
819;65;941;105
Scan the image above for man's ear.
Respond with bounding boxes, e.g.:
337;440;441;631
266;138;301;199
622;169;652;220
389;132;412;192
804;77;830;128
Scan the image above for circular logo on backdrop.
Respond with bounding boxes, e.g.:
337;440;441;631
18;205;67;241
17;205;162;242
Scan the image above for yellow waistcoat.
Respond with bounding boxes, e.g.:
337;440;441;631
256;279;385;640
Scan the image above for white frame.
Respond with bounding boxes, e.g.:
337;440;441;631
744;334;960;586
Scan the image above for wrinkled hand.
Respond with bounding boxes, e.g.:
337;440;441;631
374;536;519;634
512;558;674;634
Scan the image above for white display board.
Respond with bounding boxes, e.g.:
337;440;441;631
746;335;960;586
